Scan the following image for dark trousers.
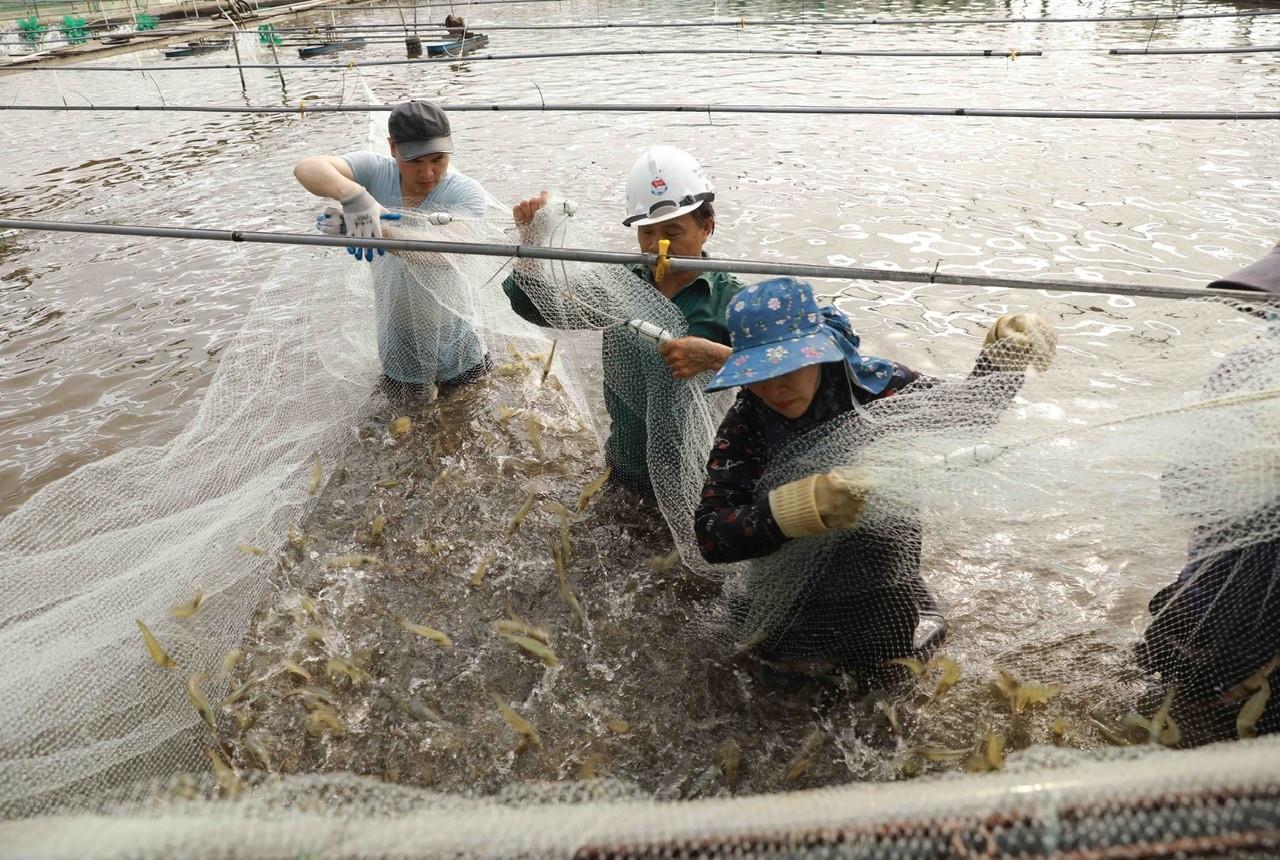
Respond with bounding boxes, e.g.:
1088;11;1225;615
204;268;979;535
752;517;938;669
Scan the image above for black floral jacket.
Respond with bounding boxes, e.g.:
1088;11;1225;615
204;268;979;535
695;355;1020;563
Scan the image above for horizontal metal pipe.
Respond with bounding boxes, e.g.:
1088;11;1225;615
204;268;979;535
9;46;1043;69
9;40;1276;58
2;217;1273;305
2;102;1278;121
262;33;1033;50
1110;43;1280;55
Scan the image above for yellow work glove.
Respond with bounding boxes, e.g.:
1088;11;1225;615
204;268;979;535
768;471;872;538
982;312;1057;373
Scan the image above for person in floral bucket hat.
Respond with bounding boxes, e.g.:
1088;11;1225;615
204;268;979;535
695;276;1056;672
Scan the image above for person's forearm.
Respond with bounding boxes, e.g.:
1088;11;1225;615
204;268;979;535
695;496;788;563
293;156;363;201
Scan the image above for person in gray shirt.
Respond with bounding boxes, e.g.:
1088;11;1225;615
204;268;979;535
294;100;491;393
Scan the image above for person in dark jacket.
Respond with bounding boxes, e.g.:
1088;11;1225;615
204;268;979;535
695;276;1057;670
1136;242;1280;740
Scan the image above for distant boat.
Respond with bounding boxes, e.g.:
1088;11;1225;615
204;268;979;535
163;39;231;58
426;33;488;57
297;36;365;58
100;34;132;46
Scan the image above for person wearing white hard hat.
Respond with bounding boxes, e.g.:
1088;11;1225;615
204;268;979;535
503;145;746;495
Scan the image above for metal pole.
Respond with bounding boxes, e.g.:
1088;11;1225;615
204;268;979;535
268;30;283;90
44;44;1280;70
229;27;247;90
1;217;1274;305
207;0;248;91
0;44;1102;64
1109;44;1280;55
3;103;1280;122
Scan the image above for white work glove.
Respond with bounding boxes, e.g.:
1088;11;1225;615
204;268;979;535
983;312;1057;373
315;205;345;236
768;471;872;538
317;206;448;236
337;188;400;263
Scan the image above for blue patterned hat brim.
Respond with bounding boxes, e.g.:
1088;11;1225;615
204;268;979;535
705;330;846;392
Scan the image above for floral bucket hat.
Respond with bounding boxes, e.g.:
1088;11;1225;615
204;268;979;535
706;276;898;394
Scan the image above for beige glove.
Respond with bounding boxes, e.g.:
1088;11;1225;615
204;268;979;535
983;312;1057;373
768;471;871;538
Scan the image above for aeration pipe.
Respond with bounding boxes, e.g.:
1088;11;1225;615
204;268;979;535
10;46;1043;70
3;102;1278;121
264;33;1022;48
9;41;1276;58
1109;44;1280;55
2;217;1274;305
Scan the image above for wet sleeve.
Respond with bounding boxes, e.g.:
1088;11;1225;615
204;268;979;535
339;151;385;193
695;399;789;563
875;355;1025;431
501;270;552;327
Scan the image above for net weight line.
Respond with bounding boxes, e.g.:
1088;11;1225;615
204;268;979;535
2;217;1274;305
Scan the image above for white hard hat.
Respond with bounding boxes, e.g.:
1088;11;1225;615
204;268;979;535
623;145;715;227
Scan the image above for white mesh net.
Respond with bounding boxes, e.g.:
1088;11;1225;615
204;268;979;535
3;195;1280;857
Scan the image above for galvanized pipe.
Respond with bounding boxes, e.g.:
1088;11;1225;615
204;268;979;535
2;217;1272;305
10;46;1044;69
2;102;1278;121
1109;43;1280;55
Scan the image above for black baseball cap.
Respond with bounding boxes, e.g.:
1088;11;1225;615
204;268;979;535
388;101;453;160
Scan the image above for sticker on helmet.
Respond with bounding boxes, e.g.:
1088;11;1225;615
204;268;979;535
650;178;667;196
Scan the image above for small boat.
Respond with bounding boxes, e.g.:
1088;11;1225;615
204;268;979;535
100;34;132;46
297;36;365;59
426;33;488;58
163;39;230;58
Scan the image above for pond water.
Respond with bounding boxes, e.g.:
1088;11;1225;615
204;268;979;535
1;0;1278;807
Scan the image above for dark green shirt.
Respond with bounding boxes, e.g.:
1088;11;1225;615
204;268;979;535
501;263;746;490
633;264;742;345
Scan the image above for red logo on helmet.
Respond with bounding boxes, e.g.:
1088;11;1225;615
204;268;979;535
650;177;667;196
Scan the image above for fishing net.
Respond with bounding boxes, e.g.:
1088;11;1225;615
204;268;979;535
732;310;1280;750
3;186;1280;857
